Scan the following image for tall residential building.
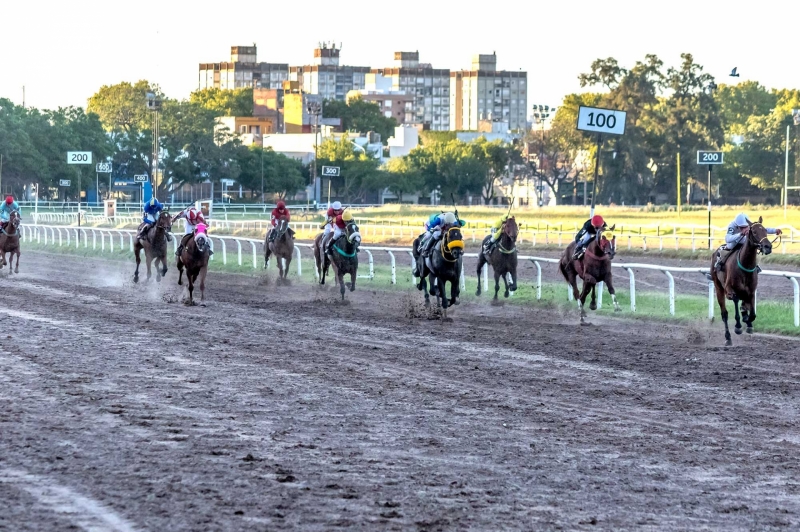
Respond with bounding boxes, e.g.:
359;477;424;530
369;52;451;131
199;45;289;90
450;53;527;131
289;43;369;101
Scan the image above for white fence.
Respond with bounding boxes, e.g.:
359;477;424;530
18;224;800;328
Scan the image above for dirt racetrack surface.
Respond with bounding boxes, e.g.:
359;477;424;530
1;251;799;531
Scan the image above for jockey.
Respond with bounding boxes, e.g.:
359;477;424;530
0;196;20;232
320;200;344;249
714;212;781;272
418;212;465;258
268;200;291;243
172;206;208;256
326;210;354;253
483;213;510;254
137;197;172;242
572;214;607;260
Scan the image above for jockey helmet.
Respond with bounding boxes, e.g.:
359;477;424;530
591;215;604;228
734;212;749;227
442;212;457;225
342;210;354;222
277;200;286;210
150;197;156;206
5;196;12;205
332;201;342;210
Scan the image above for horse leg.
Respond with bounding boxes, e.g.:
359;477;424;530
742;295;756;334
187;273;195;305
451;275;460;306
475;255;486;296
420;276;430;307
438;276;448;312
578;276;596;322
134;245;142;283
589;285;598;311
198;266;207;303
161;254;168;277
14;250;20;274
264;243;272;269
349;270;356;292
338;270;346;300
493;270;501;300
715;285;732;346
502;270;510;298
733;296;743;335
604;275;621;312
510;267;518;293
177;259;184;286
283;256;292;281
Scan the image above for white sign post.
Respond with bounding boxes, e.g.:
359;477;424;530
576;106;627;217
696;151;724;249
134;174;148;204
96;162;112;204
66;152;92;240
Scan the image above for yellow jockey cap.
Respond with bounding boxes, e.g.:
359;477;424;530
341;210;353;222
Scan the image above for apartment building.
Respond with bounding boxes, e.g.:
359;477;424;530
289;43;369;101
450;53;527;131
199;45;289;90
368;52;451;131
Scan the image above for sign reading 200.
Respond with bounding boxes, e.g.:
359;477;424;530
66;151;93;165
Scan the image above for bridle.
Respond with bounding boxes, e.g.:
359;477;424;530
594;229;616;259
746;222;779;254
440;226;464;262
499;219;518;254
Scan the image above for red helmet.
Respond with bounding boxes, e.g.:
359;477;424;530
277;200;286;210
4;196;12;205
591;215;604;228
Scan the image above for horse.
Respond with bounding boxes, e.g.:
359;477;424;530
314;221;361;300
134;210;172;283
412;226;464;317
264;216;295;282
0;210;22;274
177;229;211;305
711;217;775;345
559;226;621;323
476;216;518;299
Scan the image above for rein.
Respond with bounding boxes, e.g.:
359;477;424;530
333;243;357;258
439;239;458;263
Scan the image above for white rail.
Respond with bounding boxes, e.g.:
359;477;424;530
18;224;800;327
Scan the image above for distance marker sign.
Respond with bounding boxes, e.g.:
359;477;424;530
697;151;723;165
321;166;340;177
577;106;627;135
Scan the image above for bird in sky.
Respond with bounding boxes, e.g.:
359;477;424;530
730;67;740;77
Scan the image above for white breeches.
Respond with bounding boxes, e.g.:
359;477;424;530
332;227;343;240
144;213;156;224
184;222;197;235
323;224;333;236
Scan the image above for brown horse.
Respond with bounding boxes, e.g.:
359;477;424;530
711;217;775;345
313;220;361;300
264;216;295;282
134;211;172;283
177;230;211;305
559;226;621;322
0;210;21;274
476;216;518;299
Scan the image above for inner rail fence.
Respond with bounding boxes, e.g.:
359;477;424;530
19;224;800;328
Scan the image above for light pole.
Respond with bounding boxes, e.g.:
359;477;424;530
146;92;161;201
306;101;322;206
532;104;554;207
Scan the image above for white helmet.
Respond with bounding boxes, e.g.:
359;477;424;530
332;201;342;210
734;213;749;227
442;212;457;225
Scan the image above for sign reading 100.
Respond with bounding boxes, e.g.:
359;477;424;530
576;106;627;135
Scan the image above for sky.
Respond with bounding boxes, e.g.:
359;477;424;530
2;0;799;112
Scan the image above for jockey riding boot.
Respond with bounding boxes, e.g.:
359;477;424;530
422;236;437;257
166;232;173;243
714;251;724;272
268;229;276;243
572;245;585;260
756;265;762;273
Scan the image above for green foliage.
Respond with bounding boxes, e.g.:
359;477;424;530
323;96;397;144
189;88;254;117
419;131;456;145
235;146;305;199
317;136;387;202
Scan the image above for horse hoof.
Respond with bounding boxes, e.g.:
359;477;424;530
133;277;139;284
475;290;481;296
589;302;597;311
504;292;509;298
746;327;753;334
156;276;162;283
614;308;621;313
580;321;592;326
734;327;742;335
725;338;733;346
453;298;460;306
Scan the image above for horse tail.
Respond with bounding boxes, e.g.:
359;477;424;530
558;258;569;282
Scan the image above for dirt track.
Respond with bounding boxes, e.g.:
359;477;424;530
1;250;799;531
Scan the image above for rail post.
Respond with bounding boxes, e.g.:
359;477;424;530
625;267;636;312
236;239;242;266
251;241;257;270
387;251;396;285
408;251;416;286
532;260;542;300
483;263;489;293
789;276;800;327
294;245;302;277
708;279;715;320
664;270;675;316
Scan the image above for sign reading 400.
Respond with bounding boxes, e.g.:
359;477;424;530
576;106;627;135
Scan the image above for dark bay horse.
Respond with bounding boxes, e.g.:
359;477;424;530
314;221;361;300
177;230;211;305
134;211;172;283
0;210;22;274
559;226;621;323
264;216;295;282
476;216;518;299
413;226;464;317
711;217;774;345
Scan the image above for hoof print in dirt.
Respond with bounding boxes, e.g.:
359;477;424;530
490;299;504;307
380;510;402;519
276;474;296;483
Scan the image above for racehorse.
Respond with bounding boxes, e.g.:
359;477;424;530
412;226;464;317
134;210;172;283
264;216;295;282
314;221;361;300
711;217;774;345
476;216;518;299
0;210;22;274
177;229;211;305
559;225;621;322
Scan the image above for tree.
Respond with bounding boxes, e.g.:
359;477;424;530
316;136;387;202
384;157;423;198
234;146;305;200
190;88;253;117
87;80;155;134
323;96;397;143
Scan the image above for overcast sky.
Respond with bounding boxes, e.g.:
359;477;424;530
2;0;799;111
